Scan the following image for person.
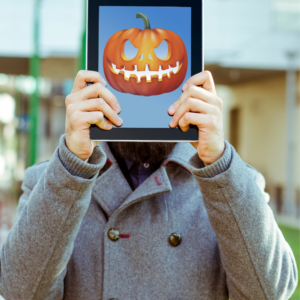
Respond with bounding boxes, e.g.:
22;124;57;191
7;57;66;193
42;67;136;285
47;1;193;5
0;70;297;300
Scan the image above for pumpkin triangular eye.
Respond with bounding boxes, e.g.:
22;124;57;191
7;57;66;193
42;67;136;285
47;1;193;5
154;40;169;60
124;40;139;60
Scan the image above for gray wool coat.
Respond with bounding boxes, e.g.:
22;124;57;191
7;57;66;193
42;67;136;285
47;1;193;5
0;136;298;300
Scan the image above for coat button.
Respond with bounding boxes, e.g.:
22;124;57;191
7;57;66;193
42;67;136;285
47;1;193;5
169;233;182;247
108;229;119;241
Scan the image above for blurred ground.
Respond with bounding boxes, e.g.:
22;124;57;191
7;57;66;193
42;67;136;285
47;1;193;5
278;224;300;299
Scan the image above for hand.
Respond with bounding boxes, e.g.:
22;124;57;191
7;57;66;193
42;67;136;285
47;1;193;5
65;70;123;161
168;71;225;166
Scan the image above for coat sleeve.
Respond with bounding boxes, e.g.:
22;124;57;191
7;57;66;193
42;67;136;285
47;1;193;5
0;136;107;300
188;141;298;300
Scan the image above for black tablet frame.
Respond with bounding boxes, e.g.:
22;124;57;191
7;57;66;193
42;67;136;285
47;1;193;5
87;0;203;141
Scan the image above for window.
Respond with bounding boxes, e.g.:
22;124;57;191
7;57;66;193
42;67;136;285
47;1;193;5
229;108;240;152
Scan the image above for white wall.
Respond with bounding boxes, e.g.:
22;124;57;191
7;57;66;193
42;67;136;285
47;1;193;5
220;73;300;191
0;0;299;70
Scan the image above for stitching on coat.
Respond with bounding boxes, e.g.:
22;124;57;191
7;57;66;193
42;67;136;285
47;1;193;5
154;176;162;186
119;234;130;238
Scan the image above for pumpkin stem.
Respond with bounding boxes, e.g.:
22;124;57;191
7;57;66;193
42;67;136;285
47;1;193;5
136;12;151;30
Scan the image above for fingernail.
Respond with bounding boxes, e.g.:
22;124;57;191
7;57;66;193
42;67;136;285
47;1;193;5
169;105;175;114
182;83;188;91
117;116;123;125
106;122;113;129
102;78;107;86
169;119;174;127
116;104;121;113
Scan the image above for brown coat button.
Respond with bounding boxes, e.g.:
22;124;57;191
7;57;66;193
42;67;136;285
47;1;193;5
169;233;182;246
108;229;119;241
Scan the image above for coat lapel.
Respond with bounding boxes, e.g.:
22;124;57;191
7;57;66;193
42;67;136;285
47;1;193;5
162;141;197;171
92;163;132;218
115;165;172;215
92;142;132;217
92;141;197;217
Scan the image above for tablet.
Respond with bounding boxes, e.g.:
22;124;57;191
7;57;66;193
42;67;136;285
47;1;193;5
87;0;203;141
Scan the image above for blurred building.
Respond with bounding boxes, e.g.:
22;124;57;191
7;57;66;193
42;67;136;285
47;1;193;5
204;0;300;218
0;0;299;244
0;0;85;244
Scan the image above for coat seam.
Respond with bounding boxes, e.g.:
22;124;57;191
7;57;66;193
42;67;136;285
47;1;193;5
164;194;169;223
109;167;171;220
107;229;111;300
219;186;269;300
30;185;85;300
163;193;171;300
110;187;168;221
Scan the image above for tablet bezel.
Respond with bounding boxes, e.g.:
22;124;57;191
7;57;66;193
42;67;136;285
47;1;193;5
87;0;203;141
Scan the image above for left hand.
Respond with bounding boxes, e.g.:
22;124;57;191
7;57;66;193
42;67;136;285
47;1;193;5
168;71;225;166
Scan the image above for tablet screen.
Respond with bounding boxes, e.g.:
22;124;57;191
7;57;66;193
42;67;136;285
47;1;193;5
98;6;191;128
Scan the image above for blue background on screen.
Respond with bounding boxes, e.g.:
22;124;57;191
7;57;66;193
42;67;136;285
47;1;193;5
99;6;191;128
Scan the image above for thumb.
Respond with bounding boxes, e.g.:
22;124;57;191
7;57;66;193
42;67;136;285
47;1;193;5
182;71;216;95
91;140;100;152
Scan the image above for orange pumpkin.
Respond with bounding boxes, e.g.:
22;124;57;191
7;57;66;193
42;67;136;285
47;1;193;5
103;13;188;96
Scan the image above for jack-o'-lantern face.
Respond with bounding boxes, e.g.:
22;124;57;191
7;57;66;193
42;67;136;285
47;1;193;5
103;13;188;96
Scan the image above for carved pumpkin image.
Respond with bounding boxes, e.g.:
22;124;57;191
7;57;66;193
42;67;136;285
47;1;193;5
103;13;188;96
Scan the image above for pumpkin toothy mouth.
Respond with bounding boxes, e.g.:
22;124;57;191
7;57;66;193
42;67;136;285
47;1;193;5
107;59;183;83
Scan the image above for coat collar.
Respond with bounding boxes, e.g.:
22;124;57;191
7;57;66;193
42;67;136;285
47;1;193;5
162;142;197;174
92;142;197;217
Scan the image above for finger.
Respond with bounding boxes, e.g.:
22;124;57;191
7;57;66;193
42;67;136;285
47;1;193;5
91;140;100;150
183;71;216;94
76;111;113;130
72;70;106;93
68;98;123;127
66;83;120;113
168;85;222;115
178;112;214;132
169;97;218;128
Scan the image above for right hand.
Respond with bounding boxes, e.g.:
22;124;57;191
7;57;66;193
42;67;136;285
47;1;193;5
65;70;122;161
